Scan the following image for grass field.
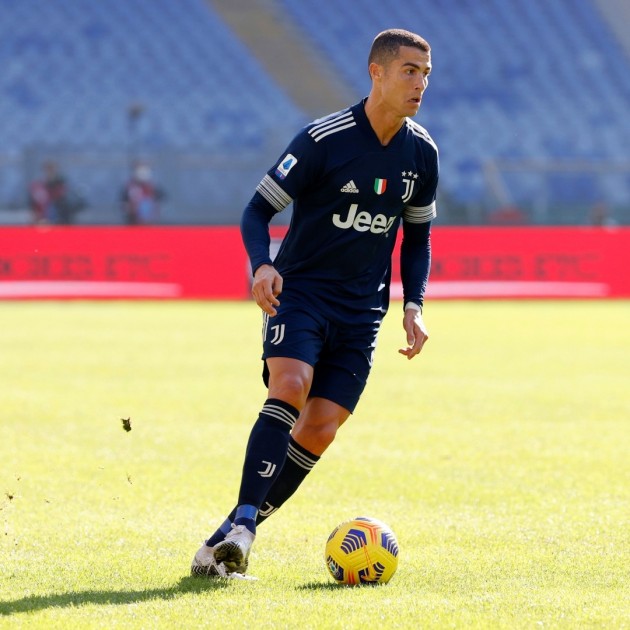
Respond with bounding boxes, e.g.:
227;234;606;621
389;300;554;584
1;300;629;629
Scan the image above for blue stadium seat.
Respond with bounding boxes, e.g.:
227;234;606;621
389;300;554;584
1;0;629;219
276;0;630;210
0;0;304;152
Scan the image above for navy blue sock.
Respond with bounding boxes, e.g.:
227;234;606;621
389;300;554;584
233;504;258;535
234;399;299;534
206;516;233;547
257;436;320;524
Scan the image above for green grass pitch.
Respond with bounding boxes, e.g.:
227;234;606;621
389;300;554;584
1;300;628;629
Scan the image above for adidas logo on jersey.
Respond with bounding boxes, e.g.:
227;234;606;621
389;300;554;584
341;180;359;193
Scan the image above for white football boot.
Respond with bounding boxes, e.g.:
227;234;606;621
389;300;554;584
190;543;228;578
213;524;256;575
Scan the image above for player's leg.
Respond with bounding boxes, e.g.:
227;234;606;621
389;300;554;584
193;386;305;575
228;356;313;528
291;397;352;455
195;400;351;575
209;358;312;573
207;401;339;532
256;397;350;523
216;396;351;528
192;310;372;576
255;315;378;524
206;301;326;574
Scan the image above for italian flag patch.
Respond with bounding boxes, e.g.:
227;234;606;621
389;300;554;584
374;178;387;195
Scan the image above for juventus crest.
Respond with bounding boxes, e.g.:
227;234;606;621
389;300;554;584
263;314;286;345
401;171;419;203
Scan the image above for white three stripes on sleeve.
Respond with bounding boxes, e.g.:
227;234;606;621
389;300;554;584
308;112;356;143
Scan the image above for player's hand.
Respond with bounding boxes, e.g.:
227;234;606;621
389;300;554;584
398;307;429;360
252;264;283;316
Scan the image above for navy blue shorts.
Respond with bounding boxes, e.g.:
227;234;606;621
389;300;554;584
261;295;381;413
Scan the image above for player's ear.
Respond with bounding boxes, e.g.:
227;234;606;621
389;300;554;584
368;62;382;82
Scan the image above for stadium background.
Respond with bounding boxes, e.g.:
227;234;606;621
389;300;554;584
0;0;629;298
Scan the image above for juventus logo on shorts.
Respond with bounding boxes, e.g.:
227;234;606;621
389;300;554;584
269;323;285;345
263;314;285;345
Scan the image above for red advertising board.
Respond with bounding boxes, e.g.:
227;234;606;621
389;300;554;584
0;227;249;299
392;226;630;299
0;226;628;299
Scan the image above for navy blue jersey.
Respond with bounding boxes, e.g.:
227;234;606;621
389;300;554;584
248;99;438;323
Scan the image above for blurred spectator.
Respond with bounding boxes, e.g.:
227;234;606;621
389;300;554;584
28;161;86;225
121;161;165;225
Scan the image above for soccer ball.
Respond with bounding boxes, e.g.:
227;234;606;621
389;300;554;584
324;516;399;585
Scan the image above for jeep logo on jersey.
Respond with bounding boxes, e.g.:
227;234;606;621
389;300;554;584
332;204;396;234
275;154;298;180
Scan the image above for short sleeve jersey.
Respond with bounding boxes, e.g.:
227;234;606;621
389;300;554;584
256;99;439;322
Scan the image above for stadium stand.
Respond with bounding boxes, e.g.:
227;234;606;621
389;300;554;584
0;0;629;224
208;0;354;118
595;0;630;60
275;0;630;223
0;0;303;149
0;0;305;222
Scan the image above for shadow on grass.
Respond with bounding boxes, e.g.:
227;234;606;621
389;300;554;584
0;576;229;616
298;581;388;590
297;581;349;591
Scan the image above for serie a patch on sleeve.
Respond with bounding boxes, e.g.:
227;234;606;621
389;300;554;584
275;154;298;180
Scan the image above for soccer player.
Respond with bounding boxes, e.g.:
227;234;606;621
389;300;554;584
192;28;438;578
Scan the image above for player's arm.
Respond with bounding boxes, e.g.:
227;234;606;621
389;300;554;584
241;127;322;316
399;138;438;360
398;219;431;360
241;193;283;316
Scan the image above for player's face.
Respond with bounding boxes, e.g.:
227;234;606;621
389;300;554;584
379;46;432;118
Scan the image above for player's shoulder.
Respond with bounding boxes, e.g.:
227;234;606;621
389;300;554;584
303;105;358;144
404;117;438;155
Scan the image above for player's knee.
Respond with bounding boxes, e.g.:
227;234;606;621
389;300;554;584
268;372;310;409
293;417;340;454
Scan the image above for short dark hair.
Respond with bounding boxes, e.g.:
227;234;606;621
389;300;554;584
368;29;430;68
